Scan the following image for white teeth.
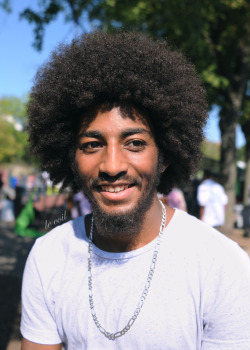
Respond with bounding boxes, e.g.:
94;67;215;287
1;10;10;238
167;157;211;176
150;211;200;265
101;185;128;193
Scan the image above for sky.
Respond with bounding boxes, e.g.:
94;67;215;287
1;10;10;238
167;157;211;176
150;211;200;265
0;0;246;148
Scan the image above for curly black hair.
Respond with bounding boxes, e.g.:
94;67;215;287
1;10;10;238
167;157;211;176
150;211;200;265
27;31;208;194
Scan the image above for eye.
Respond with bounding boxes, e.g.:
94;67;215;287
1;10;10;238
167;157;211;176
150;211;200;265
125;139;146;151
79;141;103;153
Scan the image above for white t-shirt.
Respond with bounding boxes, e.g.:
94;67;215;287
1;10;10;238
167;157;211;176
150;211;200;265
21;210;250;349
197;179;228;227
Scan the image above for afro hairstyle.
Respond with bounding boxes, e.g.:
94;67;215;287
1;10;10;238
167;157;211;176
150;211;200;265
27;31;208;194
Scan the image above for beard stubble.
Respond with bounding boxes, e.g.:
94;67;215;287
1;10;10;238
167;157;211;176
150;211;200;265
74;157;163;239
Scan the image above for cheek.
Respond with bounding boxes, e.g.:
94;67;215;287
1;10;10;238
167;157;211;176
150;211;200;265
134;157;158;178
74;152;96;179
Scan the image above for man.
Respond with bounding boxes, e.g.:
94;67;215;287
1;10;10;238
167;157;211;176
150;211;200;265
21;32;250;349
197;169;228;228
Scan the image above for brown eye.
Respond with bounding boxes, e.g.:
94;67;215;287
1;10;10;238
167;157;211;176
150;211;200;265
79;141;103;152
126;140;146;151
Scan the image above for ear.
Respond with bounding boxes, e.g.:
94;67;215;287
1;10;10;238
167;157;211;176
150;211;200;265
161;163;169;173
71;160;77;174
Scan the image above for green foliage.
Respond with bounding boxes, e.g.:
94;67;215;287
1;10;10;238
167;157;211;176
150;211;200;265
0;118;24;163
0;95;28;123
3;1;249;110
2;1;249;139
236;145;245;161
20;1;64;51
0;0;11;13
201;65;229;90
19;0;92;50
0;96;32;164
202;140;221;161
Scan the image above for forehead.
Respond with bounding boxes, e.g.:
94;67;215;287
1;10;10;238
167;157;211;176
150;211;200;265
78;105;154;135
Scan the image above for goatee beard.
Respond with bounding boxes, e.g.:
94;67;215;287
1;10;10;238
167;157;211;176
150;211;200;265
90;179;156;239
74;158;163;239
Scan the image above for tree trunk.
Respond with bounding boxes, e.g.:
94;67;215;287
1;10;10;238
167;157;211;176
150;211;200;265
219;109;237;235
242;126;250;205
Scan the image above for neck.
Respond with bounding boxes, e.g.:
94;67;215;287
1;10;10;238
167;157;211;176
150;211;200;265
85;196;175;253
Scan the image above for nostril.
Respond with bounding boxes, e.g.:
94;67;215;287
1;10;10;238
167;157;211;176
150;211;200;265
98;171;127;182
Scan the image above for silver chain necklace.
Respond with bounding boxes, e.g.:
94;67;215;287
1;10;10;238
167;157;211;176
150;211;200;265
88;200;166;340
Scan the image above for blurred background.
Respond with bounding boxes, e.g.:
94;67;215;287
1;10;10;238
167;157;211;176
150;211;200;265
0;0;250;349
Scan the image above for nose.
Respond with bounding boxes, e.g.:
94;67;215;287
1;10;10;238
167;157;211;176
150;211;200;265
99;143;128;177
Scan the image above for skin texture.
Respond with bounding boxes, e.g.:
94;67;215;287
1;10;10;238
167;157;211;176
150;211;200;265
199;206;205;221
21;338;62;349
75;106;174;252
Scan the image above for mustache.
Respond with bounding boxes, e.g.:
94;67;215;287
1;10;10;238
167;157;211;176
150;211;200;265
90;174;142;189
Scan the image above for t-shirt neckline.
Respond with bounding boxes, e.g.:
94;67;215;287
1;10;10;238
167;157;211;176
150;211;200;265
82;209;179;260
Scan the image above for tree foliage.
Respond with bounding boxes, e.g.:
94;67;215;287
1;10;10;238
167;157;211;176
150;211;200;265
3;1;249;115
0;96;30;164
0;96;28;123
0;0;11;13
19;0;93;50
0;119;22;163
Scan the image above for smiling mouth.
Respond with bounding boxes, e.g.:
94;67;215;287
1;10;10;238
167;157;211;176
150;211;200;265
99;184;134;193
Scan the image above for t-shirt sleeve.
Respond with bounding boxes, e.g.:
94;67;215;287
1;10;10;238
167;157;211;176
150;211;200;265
197;185;209;206
21;243;62;345
201;240;250;349
221;188;228;206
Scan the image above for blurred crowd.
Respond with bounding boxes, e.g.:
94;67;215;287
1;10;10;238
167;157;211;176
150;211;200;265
2;166;245;237
0;168;93;237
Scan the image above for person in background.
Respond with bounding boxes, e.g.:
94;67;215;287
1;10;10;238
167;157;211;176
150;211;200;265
158;188;187;211
0;183;16;223
71;191;92;219
197;169;228;229
182;178;200;218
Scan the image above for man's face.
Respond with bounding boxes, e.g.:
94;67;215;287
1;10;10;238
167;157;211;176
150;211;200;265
74;106;162;236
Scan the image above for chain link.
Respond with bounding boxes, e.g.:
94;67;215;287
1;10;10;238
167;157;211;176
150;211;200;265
88;200;166;340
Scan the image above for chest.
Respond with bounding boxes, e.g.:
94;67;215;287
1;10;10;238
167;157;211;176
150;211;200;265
51;252;203;349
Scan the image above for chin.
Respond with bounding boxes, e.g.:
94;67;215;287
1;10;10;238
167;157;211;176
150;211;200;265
97;200;140;217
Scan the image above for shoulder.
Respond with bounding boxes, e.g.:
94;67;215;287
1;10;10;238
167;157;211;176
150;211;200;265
198;179;212;189
167;210;249;266
214;182;227;193
30;216;87;266
38;215;84;242
165;210;250;314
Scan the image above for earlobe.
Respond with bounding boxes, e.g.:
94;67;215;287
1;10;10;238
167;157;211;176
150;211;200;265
71;161;77;174
161;163;169;173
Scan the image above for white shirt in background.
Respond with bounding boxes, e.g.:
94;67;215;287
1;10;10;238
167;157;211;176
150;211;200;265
197;179;228;227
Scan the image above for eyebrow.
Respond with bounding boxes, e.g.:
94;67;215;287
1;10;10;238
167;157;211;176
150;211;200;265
78;130;102;139
78;128;152;139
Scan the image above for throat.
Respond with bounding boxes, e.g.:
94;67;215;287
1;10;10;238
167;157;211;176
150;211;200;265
94;215;143;252
85;214;141;252
85;195;167;252
92;232;140;252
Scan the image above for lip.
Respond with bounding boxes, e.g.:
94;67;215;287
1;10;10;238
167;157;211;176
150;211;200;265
98;183;133;191
97;182;134;188
98;185;136;202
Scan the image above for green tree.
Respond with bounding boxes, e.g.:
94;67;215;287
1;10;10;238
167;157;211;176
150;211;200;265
0;95;28;123
0;118;21;163
2;0;250;231
0;96;29;164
